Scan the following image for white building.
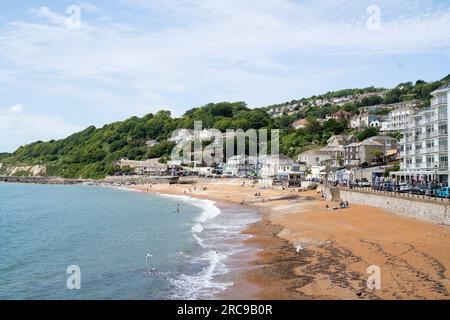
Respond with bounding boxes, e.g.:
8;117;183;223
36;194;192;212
380;106;417;132
223;155;256;177
394;84;450;185
258;154;294;178
276;163;306;186
298;150;333;166
118;159;169;176
350;113;379;130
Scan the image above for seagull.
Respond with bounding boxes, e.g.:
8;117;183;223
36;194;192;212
146;253;153;263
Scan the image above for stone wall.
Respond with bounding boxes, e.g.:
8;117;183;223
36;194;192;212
103;175;179;185
318;186;450;226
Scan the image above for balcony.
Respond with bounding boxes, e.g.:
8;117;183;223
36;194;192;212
432;96;448;106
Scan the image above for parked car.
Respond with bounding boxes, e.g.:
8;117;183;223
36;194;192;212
436;187;450;198
410;184;427;195
355;179;371;187
396;183;411;193
425;186;439;197
372;183;381;190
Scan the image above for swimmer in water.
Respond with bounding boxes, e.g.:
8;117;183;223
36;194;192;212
146;253;152;263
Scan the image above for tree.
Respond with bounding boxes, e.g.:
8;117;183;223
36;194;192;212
356;127;379;141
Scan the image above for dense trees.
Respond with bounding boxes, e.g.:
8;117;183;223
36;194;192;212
355;127;380;141
2;75;449;179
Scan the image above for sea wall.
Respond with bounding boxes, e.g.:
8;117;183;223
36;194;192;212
178;176;253;185
318;186;450;226
103;175;179;185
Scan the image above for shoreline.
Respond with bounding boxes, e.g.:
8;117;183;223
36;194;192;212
130;182;450;300
128;185;264;300
3;180;450;299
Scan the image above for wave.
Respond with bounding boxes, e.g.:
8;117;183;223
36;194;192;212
111;188;259;299
170;250;233;300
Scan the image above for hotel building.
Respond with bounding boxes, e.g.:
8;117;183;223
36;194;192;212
394;84;450;185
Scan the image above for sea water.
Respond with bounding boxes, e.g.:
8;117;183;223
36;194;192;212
0;183;259;299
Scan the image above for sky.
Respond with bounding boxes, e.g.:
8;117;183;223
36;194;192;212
1;0;450;152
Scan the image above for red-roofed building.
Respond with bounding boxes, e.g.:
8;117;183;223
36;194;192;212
331;110;352;120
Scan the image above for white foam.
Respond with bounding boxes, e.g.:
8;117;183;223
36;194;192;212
116;190;259;299
170;250;233;299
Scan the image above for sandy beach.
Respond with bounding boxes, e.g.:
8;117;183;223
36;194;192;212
130;181;450;300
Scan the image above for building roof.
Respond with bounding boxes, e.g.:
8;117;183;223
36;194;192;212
332;110;352;117
366;135;397;144
298;149;331;156
385;150;397;156
345;142;360;148
431;82;450;95
359;140;384;146
321;146;344;152
437;82;450;90
345;140;384;148
327;134;356;145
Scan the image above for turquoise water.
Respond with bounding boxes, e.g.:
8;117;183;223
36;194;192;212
0;183;258;300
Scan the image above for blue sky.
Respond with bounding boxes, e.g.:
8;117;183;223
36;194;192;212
1;0;450;152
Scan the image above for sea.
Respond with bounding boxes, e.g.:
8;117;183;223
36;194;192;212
0;183;259;299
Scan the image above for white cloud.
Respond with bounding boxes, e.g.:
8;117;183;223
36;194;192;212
33;6;68;26
77;2;99;13
0;0;450;150
0;105;81;152
9;104;23;113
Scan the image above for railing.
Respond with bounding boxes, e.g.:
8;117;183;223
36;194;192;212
335;184;450;203
432;97;448;106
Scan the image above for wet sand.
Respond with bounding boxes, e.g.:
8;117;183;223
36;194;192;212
130;181;450;300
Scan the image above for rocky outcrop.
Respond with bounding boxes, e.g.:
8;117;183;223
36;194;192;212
0;176;84;184
0;163;46;176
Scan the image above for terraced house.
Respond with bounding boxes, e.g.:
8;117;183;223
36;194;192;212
395;84;450;185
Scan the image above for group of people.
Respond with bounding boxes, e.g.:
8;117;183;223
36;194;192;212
324;199;349;211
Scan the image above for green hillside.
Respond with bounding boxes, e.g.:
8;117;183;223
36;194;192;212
1;75;449;179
